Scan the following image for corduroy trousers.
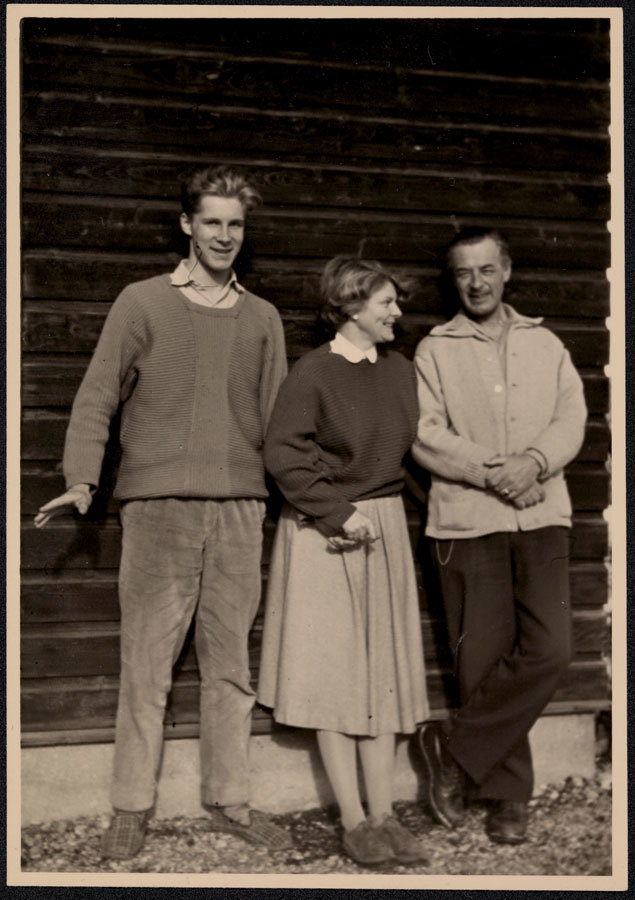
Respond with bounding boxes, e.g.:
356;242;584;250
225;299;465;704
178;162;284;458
110;497;265;812
433;526;573;801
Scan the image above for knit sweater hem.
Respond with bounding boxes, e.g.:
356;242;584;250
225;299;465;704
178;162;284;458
425;514;572;541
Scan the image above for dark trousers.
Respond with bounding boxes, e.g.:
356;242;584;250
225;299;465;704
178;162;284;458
433;527;572;802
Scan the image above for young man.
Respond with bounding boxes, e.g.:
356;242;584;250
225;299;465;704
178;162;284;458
412;227;587;844
35;166;290;858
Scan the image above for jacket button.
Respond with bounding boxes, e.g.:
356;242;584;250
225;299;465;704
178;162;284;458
494;384;503;393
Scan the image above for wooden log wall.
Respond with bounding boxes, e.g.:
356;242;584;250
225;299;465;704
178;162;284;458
20;17;611;746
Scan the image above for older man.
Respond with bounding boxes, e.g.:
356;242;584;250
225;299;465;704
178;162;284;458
35;165;290;858
413;226;587;844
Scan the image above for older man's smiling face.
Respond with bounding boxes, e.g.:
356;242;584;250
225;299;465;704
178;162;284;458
450;237;511;324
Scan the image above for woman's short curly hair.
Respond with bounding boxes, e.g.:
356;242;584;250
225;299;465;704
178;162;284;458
319;256;406;332
181;165;262;216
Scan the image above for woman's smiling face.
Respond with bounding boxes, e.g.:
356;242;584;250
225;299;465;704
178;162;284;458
353;281;402;347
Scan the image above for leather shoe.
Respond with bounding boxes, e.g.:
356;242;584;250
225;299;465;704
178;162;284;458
416;722;465;829
343;819;394;866
486;800;528;844
369;813;429;865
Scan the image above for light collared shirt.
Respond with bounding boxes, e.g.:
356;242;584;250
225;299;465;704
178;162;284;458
470;307;514;378
330;330;378;363
170;259;244;309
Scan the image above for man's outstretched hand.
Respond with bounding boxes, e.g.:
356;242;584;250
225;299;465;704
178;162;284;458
34;484;94;528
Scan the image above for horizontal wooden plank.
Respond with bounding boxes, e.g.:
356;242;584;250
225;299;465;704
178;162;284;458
20;559;608;624
20;354;610;413
249;265;611;319
20;610;609;681
21;695;615;747
21;40;611;127
19;670;456;734
20;459;610;518
19;513;609;571
21;301;610;367
18;409;612;465
21;19;610;82
14;408;606;471
568;561;610;608
21;251;611;319
21;89;610;163
565;469;611;512
22;145;610;221
21;570;122;623
21;196;612;270
19;616;447;680
20;659;610;735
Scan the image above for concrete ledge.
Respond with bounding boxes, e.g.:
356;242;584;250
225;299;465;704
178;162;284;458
21;713;596;826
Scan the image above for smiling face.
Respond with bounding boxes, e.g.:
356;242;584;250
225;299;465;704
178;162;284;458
180;195;246;285
449;237;511;324
353;280;402;347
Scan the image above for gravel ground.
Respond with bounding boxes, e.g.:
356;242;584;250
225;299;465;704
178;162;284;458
21;773;611;877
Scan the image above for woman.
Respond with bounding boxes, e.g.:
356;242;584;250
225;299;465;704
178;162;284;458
258;257;430;867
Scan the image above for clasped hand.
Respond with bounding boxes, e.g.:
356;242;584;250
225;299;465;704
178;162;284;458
327;509;379;551
484;454;544;509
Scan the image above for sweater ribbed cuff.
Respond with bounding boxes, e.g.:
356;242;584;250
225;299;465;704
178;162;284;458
463;458;488;489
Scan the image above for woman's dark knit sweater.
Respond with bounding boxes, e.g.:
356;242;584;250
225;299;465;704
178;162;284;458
263;343;418;536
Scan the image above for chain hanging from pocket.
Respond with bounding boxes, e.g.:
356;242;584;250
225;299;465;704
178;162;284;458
435;538;454;567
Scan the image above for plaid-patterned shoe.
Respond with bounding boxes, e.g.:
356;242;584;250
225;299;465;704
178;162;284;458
206;806;293;851
101;809;150;859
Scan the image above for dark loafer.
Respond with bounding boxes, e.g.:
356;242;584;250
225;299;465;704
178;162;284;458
343;819;394;867
370;813;430;865
486;800;528;844
416;722;465;829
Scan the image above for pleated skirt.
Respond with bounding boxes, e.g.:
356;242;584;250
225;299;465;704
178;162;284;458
257;496;429;736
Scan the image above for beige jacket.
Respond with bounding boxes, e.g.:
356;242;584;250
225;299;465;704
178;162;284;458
412;305;587;539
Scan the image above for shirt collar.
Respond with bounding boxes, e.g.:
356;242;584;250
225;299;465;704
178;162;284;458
429;303;543;339
170;259;244;293
330;331;378;364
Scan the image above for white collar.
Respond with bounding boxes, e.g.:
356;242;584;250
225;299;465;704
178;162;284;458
330;331;378;364
170;259;244;293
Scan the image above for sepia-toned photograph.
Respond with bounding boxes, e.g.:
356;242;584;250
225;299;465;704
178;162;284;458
7;3;626;889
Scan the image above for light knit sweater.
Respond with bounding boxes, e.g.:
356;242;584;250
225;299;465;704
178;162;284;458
412;304;587;539
63;274;287;500
263;344;419;536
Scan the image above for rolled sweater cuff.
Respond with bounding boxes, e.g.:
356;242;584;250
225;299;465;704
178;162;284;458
313;500;358;537
65;470;100;492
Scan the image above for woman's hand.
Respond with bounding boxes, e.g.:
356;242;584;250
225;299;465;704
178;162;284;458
327;510;378;551
342;510;377;542
34;484;94;528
